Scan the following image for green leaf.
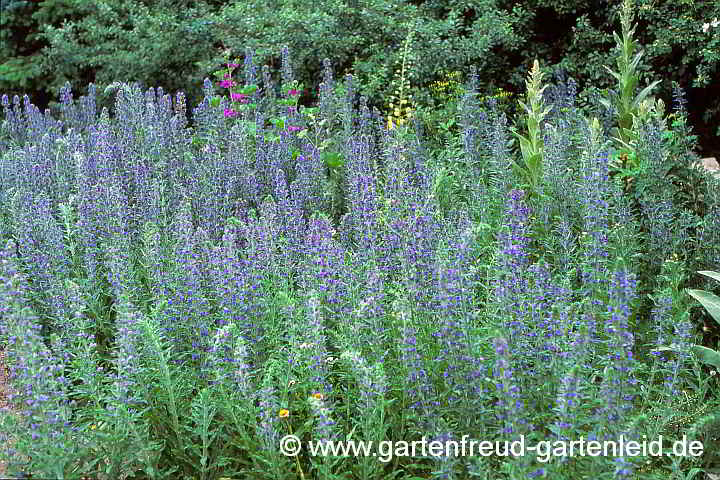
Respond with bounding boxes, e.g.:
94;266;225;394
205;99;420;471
270;117;285;130
240;84;258;95
698;271;720;284
687;288;720;327
604;65;622;83
210;96;222;108
240;120;257;135
631;80;661;110
104;82;122;95
322;151;345;169
598;98;613;110
690;345;720;369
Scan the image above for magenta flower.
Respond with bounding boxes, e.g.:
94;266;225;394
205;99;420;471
218;79;236;89
289;89;300;97
287;106;297;114
230;92;247;102
224;108;239;118
227;63;239;69
287;125;303;133
223;73;231;79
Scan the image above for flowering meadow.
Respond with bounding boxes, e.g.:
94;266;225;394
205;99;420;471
1;23;720;480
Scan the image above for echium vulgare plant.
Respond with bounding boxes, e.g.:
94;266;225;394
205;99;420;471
0;240;76;476
5;31;720;478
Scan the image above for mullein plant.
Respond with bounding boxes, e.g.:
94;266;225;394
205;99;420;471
601;0;662;179
510;59;551;195
686;271;720;371
385;23;417;132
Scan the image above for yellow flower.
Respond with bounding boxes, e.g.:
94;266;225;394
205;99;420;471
311;392;324;400
278;408;290;418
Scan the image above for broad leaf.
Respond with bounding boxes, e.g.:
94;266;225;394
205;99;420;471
687;288;720;327
690;345;720;370
698;271;720;284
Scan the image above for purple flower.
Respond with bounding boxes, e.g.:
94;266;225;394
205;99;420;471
0;240;75;466
400;319;435;423
300;215;350;317
281;45;294;86
493;189;532;335
492;335;528;438
218;79;236;89
113;299;147;408
554;372;580;438
597;269;637;432
243;47;258;89
581;152;611;294
340;136;381;264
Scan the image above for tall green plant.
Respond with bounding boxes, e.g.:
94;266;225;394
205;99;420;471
510;59;550;193
600;0;661;170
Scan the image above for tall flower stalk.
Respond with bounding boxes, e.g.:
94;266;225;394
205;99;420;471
510;59;550;193
600;0;661;170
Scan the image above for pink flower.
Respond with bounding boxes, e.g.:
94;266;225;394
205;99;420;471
287;106;297;114
227;63;239;69
287;125;303;133
224;73;232;79
231;93;249;103
288;89;300;97
218;79;236;88
224;108;239;118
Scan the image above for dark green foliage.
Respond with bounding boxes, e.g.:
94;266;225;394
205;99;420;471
203;0;520;122
3;0;720;152
1;0;226;116
0;0;93;97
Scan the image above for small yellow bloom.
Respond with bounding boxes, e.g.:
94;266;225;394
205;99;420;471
279;408;290;418
311;392;324;400
90;424;97;430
